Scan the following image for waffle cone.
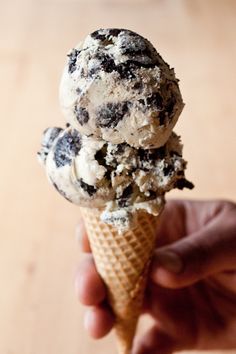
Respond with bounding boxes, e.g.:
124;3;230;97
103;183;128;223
80;207;162;354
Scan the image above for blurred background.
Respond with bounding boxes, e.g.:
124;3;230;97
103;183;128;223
0;0;236;353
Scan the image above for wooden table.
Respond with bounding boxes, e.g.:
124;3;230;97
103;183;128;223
0;0;236;353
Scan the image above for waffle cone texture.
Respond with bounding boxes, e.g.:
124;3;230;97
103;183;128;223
81;207;161;354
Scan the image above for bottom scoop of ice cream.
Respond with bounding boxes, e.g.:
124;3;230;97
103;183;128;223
38;126;193;231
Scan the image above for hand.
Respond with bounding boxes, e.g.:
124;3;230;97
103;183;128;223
75;200;236;353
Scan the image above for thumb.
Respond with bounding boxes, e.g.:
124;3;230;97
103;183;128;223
151;206;236;288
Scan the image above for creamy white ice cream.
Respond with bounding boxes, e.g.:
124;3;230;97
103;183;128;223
59;29;184;149
38;28;193;231
38;127;193;230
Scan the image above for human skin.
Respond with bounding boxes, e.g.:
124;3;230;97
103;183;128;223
75;200;236;354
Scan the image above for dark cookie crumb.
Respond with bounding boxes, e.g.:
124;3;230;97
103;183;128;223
74;106;89;125
146;93;163;108
166;94;176;116
67;48;81;74
138;93;163;110
102;211;132;228
90;30;106;42
91;29;122;42
133;82;143;91
156;146;166;159
175;179;194;190
170;150;182;157
138;145;166;166
88;54;116;77
117;184;133;207
120;43;153;60
138;98;145;105
95;145;107;167
54;130;81;168
116;143;128;154
107;29;123;37
79;179;97;196
147;190;157;199
96;101;128;128
158;110;167;125
163;165;174;176
42;127;63;149
89;53;157;80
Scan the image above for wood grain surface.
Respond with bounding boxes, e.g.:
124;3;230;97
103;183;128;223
0;0;236;353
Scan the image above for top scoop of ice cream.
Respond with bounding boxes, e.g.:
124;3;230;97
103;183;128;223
59;28;184;149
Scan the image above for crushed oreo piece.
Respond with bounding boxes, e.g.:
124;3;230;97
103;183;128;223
120;43;153;59
91;29;122;42
74;106;89;125
90;30;106;41
108;28;122;37
42;127;63;149
138;146;166;165
147;190;157;199
96;102;128;128
101;209;132;230
170;150;182;157
100;54;117;73
88;54;117;77
158;110;166;125
95;145;107;167
116;143;128;154
117;185;133;207
138;98;145;105
54;130;81;168
163;165;174;176
166;94;176;116
175;179;194;190
133;82;143;90
138;93;163;109
90;52;157;80
79;179;97;196
146;93;163;108
67;48;81;74
156;146;166;159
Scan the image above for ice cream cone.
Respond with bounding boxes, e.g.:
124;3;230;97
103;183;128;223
80;207;162;354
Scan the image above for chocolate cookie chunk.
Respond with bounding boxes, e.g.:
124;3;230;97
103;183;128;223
96;102;129;128
74;106;89;125
54;130;81;168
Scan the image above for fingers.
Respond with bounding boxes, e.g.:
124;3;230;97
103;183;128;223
76;221;91;252
75;255;106;305
155;199;186;247
151;201;236;288
75;221;114;338
132;326;179;354
84;304;114;339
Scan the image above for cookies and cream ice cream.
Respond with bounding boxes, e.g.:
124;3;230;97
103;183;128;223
59;28;184;149
38;28;193;231
38;126;193;230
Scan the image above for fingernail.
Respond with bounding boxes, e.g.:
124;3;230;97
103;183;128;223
152;251;183;273
84;309;93;331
